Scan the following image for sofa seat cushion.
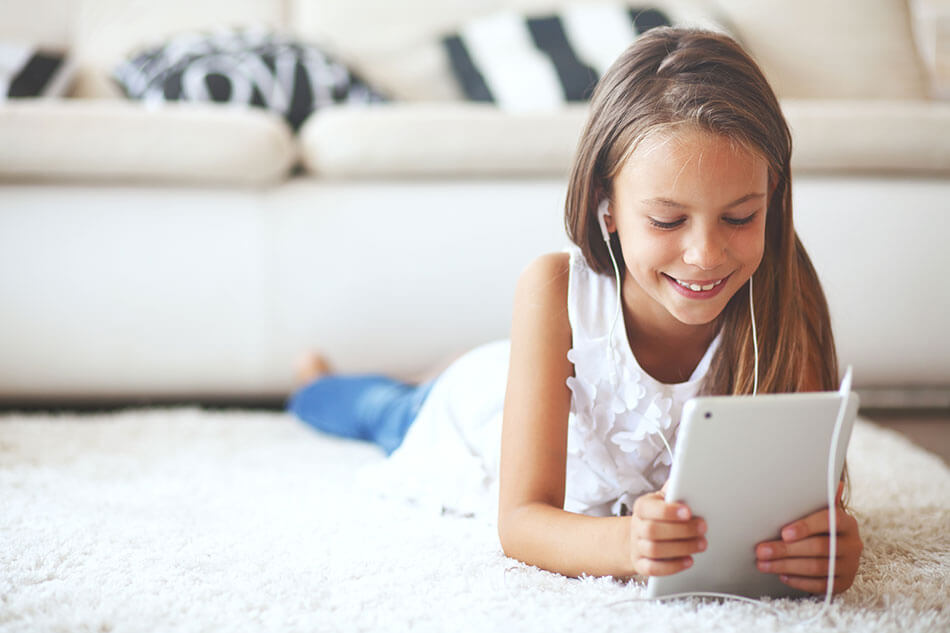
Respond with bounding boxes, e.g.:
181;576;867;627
299;102;588;178
299;100;950;178
0;99;296;185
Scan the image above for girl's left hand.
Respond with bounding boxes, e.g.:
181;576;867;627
754;483;863;594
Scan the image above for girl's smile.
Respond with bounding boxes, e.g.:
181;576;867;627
664;272;732;299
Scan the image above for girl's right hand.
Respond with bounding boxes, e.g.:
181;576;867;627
629;490;708;576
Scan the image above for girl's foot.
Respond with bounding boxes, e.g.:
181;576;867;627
294;352;332;387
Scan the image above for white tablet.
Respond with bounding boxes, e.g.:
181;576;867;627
645;372;858;599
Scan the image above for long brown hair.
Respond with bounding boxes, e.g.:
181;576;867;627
564;27;838;396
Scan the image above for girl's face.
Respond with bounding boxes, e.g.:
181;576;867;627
607;127;769;331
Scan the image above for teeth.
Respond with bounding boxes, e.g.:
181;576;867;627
676;278;723;292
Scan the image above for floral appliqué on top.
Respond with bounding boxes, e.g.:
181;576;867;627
562;248;718;517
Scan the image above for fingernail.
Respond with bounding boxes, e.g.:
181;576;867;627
698;520;707;534
678;507;690;519
758;561;772;572
782;527;797;540
698;539;707;551
684;558;693;567
760;545;773;557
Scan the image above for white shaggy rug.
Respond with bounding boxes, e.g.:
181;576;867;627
1;408;948;633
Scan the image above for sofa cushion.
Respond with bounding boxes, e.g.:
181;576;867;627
0;0;74;50
288;0;727;102
112;28;386;131
715;0;928;99
783;99;950;174
0;99;296;185
298;102;588;177
442;5;671;110
910;0;950;99
298;100;950;178
0;43;75;100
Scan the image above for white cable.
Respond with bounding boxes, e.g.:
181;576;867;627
750;275;758;396
796;374;850;626
605;231;622;384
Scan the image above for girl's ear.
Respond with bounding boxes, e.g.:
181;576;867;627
604;211;617;233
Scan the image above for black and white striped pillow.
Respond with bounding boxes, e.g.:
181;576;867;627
444;5;670;110
113;28;387;131
0;42;75;101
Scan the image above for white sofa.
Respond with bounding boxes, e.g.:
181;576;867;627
1;0;949;404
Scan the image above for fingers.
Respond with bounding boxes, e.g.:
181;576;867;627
757;535;832;560
777;573;855;595
629;491;708;577
756;552;834;577
634;555;694;577
637;535;707;560
633;492;693;522
755;508;863;596
634;516;707;541
780;506;856;542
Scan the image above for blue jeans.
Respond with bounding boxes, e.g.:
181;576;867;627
286;374;436;456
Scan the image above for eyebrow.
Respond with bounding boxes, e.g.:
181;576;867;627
642;192;766;210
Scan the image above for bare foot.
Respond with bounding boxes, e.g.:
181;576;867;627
294;352;332;387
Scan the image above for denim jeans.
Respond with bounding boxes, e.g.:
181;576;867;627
286;374;437;456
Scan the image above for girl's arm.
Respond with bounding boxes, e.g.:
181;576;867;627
497;253;706;578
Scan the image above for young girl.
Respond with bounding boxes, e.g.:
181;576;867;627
288;27;863;594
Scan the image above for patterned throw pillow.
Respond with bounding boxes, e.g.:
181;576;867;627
443;4;671;110
0;42;75;101
113;28;387;131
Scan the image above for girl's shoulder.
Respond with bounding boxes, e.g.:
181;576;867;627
511;251;572;340
515;251;572;301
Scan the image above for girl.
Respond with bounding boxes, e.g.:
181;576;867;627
288;27;863;594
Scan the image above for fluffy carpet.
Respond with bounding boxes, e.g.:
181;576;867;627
1;407;947;633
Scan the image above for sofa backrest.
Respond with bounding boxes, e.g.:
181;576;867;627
287;0;929;101
0;0;932;101
73;0;286;98
0;0;75;48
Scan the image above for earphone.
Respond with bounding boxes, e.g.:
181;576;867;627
594;199;843;623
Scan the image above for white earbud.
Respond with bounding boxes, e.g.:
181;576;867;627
597;199;611;242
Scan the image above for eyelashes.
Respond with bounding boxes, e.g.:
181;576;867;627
648;218;686;229
648;211;759;230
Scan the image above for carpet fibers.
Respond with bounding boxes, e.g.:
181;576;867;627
1;408;948;632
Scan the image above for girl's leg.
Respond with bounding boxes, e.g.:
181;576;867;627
287;355;436;456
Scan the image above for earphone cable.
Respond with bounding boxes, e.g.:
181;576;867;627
606;232;623;384
750;275;759;396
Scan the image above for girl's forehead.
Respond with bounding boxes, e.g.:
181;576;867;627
615;127;768;193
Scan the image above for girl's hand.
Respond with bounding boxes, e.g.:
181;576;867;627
754;483;863;594
628;489;708;576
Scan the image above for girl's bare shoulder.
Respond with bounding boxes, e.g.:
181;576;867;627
513;252;571;330
516;252;571;299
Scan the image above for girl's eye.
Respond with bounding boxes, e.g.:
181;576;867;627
724;211;759;226
648;217;685;230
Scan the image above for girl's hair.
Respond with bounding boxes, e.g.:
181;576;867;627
564;27;839;397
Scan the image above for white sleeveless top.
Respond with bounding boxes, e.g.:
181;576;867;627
357;247;719;519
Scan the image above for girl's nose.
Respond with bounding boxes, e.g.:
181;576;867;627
682;228;726;270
